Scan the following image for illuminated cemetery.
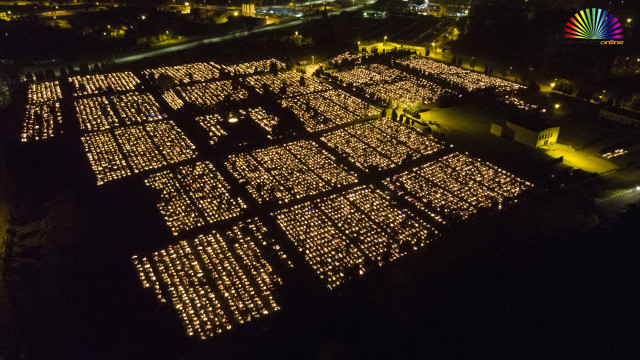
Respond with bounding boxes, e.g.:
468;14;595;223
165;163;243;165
133;219;283;339
7;3;633;356
21;82;64;141
19;59;534;342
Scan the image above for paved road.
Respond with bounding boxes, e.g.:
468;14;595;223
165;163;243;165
114;19;304;63
597;187;640;215
114;4;365;64
17;4;366;78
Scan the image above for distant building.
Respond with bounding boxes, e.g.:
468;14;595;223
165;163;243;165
242;3;255;15
160;4;191;14
600;107;640;127
491;119;560;148
362;10;387;19
407;3;441;17
256;7;303;17
429;1;470;16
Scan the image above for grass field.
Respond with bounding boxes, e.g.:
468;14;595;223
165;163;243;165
420;102;623;179
417;102;552;181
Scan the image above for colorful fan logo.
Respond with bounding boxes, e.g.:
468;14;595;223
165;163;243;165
564;8;624;39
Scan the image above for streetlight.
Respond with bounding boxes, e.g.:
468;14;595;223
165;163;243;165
551;82;556;88
295;31;298;36
555;103;560;109
312;55;314;64
384;35;387;44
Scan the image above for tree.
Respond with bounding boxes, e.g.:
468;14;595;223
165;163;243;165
157;73;175;92
391;108;398;121
269;60;279;75
602;96;613;107
299;76;306;87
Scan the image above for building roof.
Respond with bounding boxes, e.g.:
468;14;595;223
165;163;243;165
602;106;640;120
507;117;555;133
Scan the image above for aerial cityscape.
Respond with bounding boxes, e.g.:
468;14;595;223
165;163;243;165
0;0;639;359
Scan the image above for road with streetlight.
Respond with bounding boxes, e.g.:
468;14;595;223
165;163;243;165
113;4;368;64
15;2;369;77
597;186;640;215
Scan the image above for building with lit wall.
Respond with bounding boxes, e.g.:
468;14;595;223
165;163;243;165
491;119;560;148
242;3;255;16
